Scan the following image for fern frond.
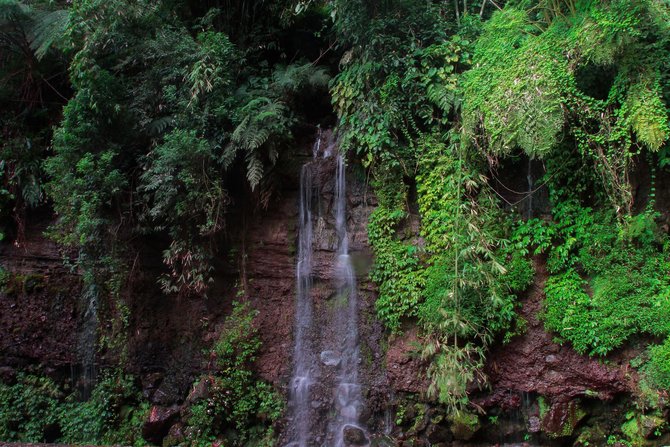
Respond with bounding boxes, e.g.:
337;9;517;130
268;146;278;164
221;144;239;169
147;116;175;136
243;127;270;151
308;66;330;88
231;115;250;144
427;84;454;115
245;153;263;191
29;9;67;60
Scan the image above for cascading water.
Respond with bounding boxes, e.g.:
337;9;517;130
73;281;98;399
285;133;368;447
287;156;317;447
329;154;366;447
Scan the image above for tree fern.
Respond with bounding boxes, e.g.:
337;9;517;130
28;8;68;60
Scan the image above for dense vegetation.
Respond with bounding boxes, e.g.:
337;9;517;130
1;0;670;445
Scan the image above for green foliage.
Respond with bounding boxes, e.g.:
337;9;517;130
535;205;670;356
364;131;531;411
645;338;670;390
59;372;148;446
0;1;67;242
42;0;331;296
416;136;527;410
462;0;670;212
331;1;467;172
0;372;147;445
367;167;423;331
0;374;62;442
185;301;282;446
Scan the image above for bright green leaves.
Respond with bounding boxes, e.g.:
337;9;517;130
367;134;531;410
462;9;567;158
646;337;670;390
533;203;670;356
463;8;568;157
545;259;670;357
368;169;423;332
188;32;236;106
462;1;670;212
619;70;670;151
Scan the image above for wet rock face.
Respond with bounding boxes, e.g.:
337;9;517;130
541;399;586;438
476;256;629;410
385;327;429;394
0;222;79;369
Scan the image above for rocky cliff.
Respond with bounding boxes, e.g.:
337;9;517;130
0;141;665;447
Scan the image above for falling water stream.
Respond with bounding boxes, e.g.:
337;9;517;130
285;133;368;447
330;154;365;447
288;157;316;447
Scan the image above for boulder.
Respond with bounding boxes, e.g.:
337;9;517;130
343;424;369;446
142;405;180;445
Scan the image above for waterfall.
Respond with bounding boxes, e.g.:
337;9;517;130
285;133;368;447
287;157;317;447
330;154;366;447
74;281;98;399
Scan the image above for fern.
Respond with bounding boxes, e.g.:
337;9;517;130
226;95;290;189
28;9;68;60
271;63;330;94
245;153;264;191
146;116;175;136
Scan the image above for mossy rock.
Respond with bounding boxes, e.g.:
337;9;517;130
541;399;587;438
622;413;665;446
448;410;481;441
573;425;607;446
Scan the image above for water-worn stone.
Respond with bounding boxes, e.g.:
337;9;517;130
343;425;369;446
142;405;180;445
320;350;341;367
426;423;451;443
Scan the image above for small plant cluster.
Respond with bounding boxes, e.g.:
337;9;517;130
181;301;282;447
0;371;148;445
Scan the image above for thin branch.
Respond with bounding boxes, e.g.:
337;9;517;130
488;0;502;11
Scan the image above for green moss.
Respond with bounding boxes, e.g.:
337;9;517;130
2;273;46;295
448;410;480;441
537;396;550;420
621;413;666;446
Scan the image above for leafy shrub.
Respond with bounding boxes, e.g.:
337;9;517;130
0;374;62;442
185;301;282;446
645;338;670;390
0;371;147;445
59;372;147;446
541;206;670;356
